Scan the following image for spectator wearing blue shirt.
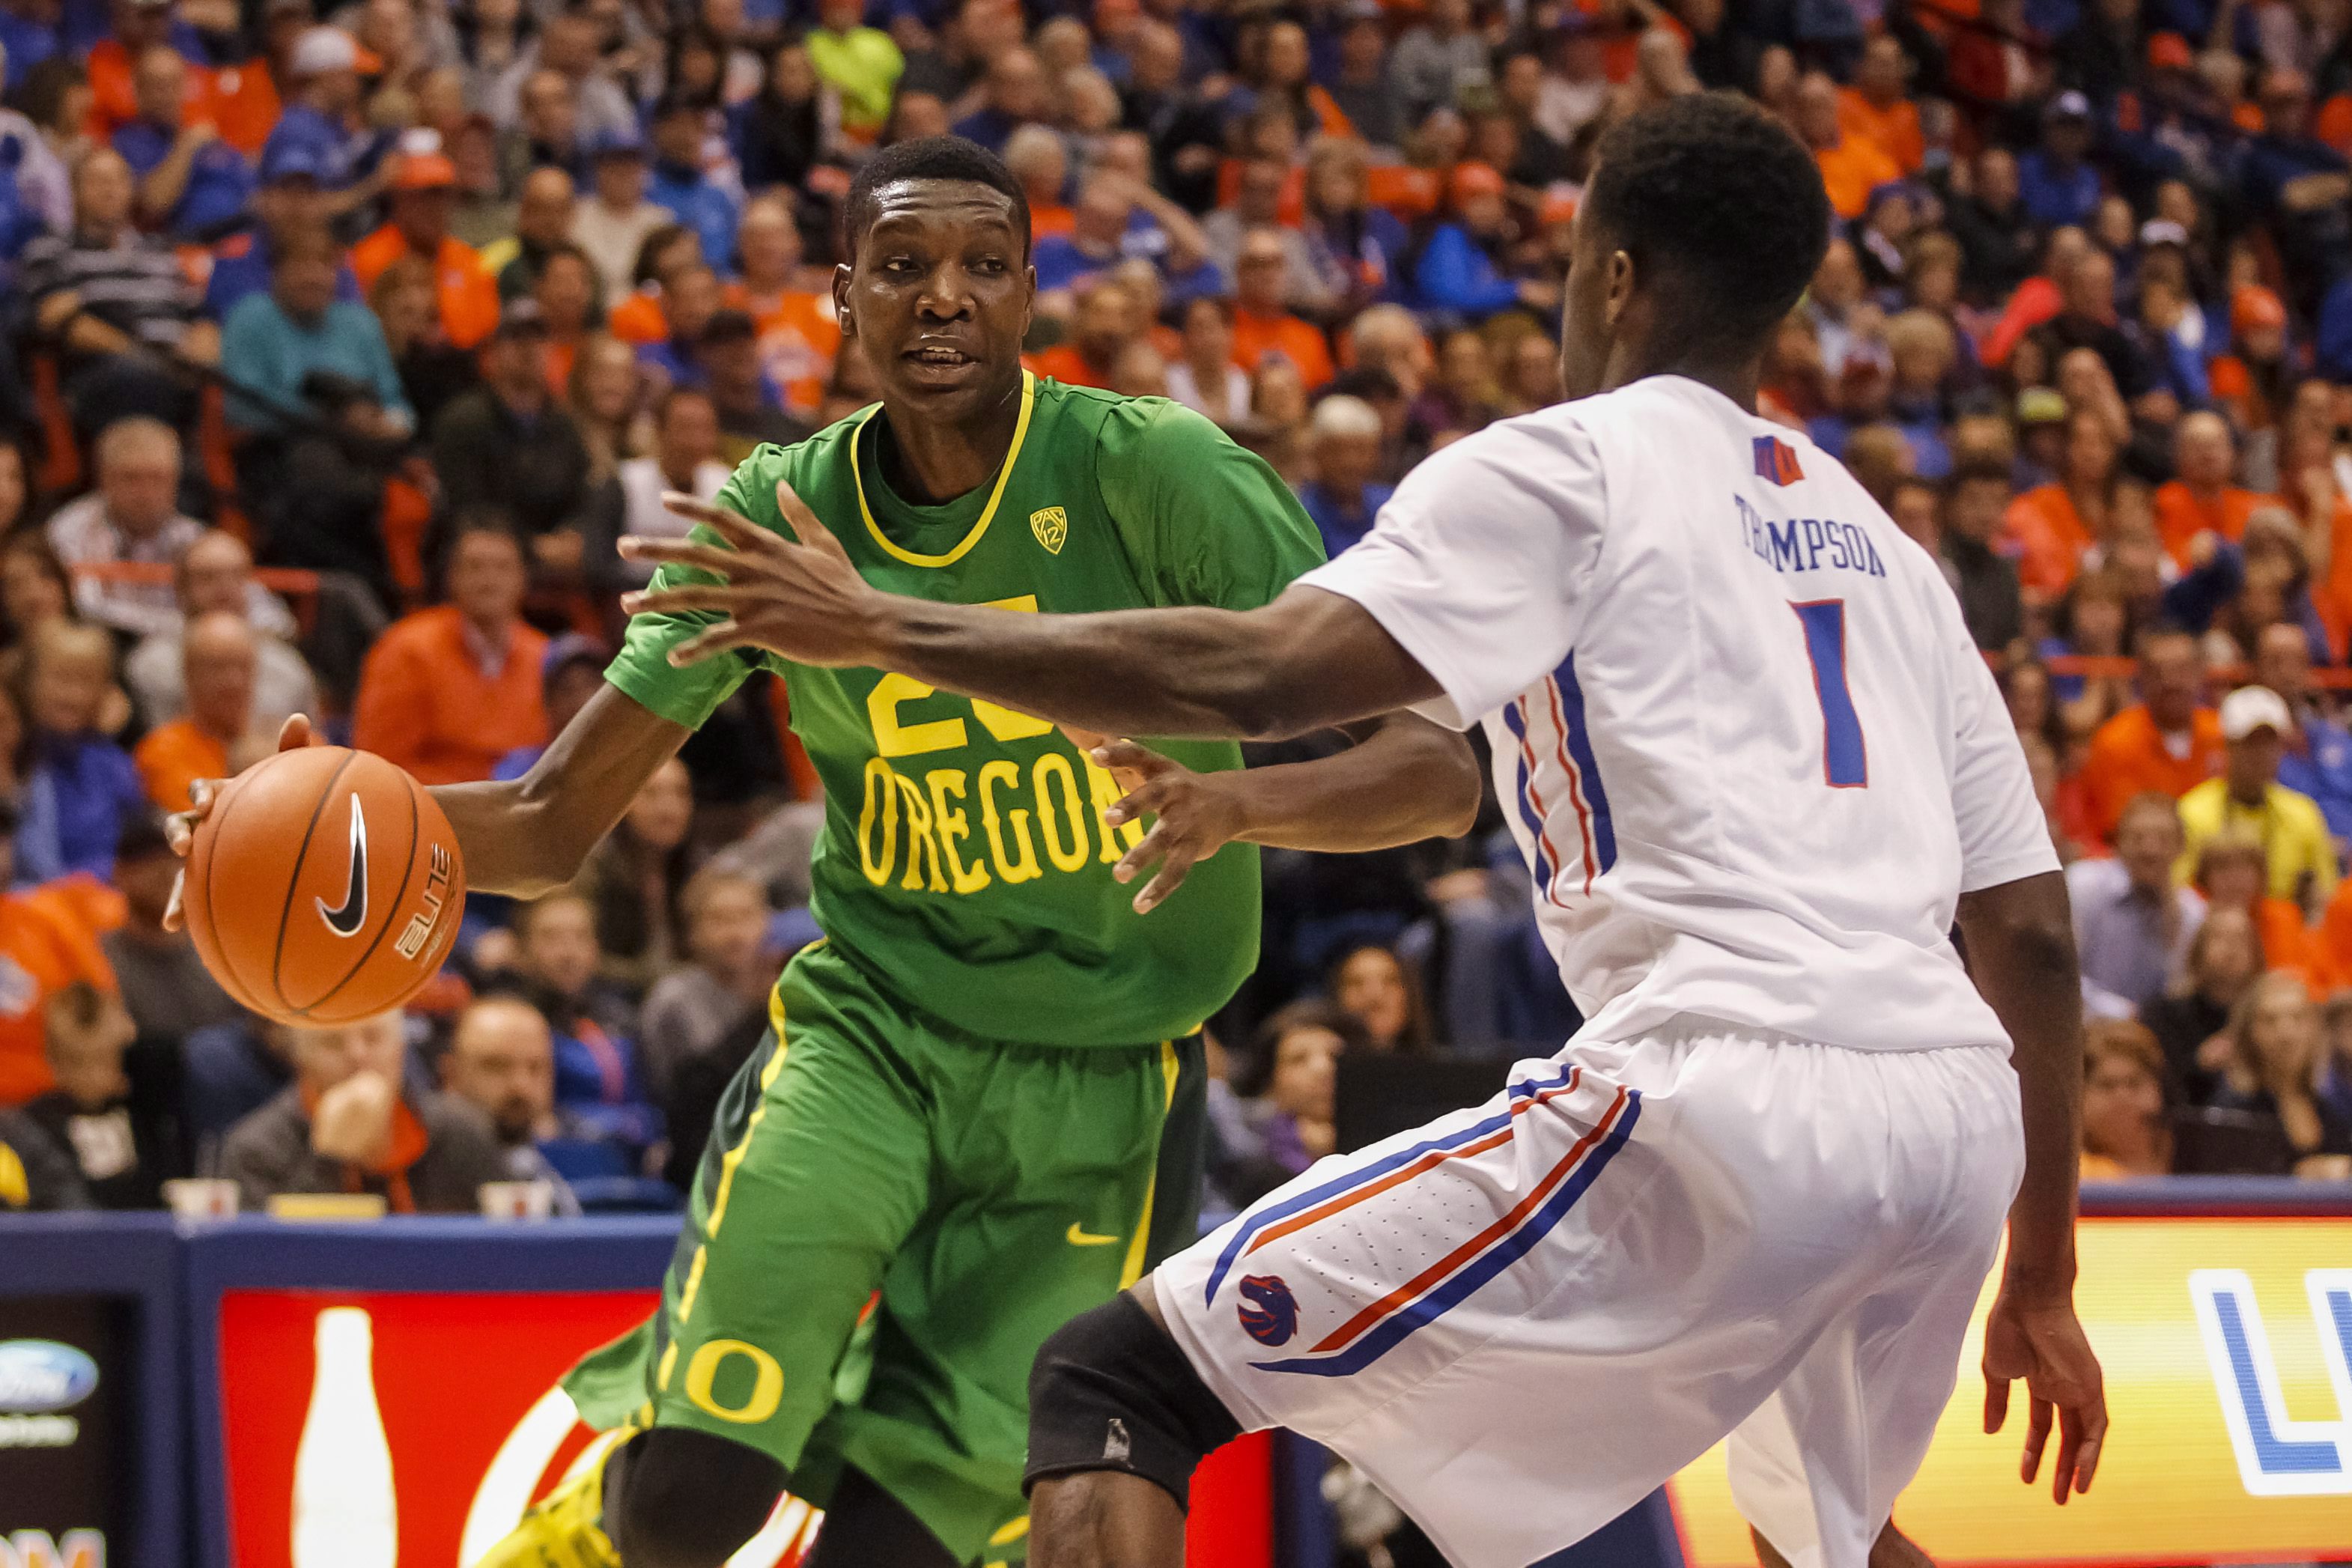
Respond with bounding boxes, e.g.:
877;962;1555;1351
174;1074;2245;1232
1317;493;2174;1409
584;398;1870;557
204;141;360;318
951;46;1045;151
635;261;723;389
644;95;738;274
2243;67;2352;315
219;225;412;435
2255;622;2352;844
506;892;663;1161
2137;254;2213;406
112;46;253;237
260;27;389;214
1885;309;1957;479
1033;162;1220;300
2018;92;2105;230
2318;269;2352;382
0;4;60;93
1414;162;1559;323
17;622;145;885
1296;394;1393;557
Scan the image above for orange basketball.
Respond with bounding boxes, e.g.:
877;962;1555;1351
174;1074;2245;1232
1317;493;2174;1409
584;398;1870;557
183;746;467;1026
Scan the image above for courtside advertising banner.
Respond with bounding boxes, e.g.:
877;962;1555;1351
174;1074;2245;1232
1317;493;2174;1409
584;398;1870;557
1670;1215;2352;1566
210;1287;1274;1568
0;1297;127;1568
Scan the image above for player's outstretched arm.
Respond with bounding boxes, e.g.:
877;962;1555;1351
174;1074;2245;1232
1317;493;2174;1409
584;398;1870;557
1077;714;1481;913
1954;870;2108;1507
432;682;693;896
621;486;1447;742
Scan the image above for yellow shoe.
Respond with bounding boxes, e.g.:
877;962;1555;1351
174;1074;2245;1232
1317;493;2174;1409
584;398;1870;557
472;1430;627;1568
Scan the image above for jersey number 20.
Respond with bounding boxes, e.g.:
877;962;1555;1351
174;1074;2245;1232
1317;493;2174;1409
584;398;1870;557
1791;599;1868;788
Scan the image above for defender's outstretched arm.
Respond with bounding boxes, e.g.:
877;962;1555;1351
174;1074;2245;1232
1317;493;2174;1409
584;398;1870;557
624;488;1446;744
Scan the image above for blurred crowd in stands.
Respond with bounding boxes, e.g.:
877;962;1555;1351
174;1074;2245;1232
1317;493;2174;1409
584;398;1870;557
5;0;2352;1218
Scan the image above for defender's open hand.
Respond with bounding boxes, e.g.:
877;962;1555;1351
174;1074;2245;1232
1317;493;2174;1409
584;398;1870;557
621;482;890;669
1088;739;1247;914
1982;1286;2108;1505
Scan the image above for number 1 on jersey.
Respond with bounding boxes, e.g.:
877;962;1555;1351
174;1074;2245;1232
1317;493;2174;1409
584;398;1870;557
1791;599;1868;788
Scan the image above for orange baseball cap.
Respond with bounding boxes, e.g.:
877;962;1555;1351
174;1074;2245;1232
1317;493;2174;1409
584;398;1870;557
2231;284;2287;332
1450;160;1507;207
1537;189;1578;227
2148;31;2193;70
392;152;458;191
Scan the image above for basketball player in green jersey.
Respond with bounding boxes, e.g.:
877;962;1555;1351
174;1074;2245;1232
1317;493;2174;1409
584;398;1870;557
169;136;1477;1568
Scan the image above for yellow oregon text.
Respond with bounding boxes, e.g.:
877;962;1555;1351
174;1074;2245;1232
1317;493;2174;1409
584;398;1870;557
857;753;1145;894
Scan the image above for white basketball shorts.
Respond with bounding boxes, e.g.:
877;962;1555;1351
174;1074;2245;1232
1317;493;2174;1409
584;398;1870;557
1157;1024;2026;1568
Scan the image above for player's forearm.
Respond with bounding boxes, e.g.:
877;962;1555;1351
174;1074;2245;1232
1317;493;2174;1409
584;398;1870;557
875;586;1432;744
431;683;690;896
1956;872;2085;1298
878;598;1353;741
1227;714;1481;851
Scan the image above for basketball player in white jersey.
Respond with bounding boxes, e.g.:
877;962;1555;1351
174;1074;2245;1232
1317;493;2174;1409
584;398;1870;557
617;94;2106;1568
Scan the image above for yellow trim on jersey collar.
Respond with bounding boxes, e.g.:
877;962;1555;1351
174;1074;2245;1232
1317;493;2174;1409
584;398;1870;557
849;369;1036;568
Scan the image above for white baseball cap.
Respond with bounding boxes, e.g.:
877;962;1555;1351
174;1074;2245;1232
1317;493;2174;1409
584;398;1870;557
291;25;359;77
2219;684;2293;741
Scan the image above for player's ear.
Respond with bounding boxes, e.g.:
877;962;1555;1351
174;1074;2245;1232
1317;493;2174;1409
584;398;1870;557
1604;247;1636;330
833;263;854;336
1021;263;1039;336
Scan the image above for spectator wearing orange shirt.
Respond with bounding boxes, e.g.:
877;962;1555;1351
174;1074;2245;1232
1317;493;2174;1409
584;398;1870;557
0;803;119;1107
604;224;702;347
1003;124;1075;240
1230;228;1334;389
1030;277;1137;390
2002;406;2124;600
351;519;550;785
350;148;502;350
2208;285;2291;438
133;613;258;813
85;0;199;145
1837;37;1924;174
726;195;839;420
2154;411;2264;566
2190;831;2329;988
2080;627;2225;842
2317;869;2352;993
1795;70;1900;221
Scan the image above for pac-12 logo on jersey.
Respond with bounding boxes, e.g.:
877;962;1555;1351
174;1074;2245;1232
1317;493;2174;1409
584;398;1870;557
1237;1275;1300;1346
1754;434;1804;486
1030;506;1068;554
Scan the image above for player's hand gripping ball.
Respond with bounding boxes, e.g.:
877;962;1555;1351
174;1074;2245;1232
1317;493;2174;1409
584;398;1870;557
179;744;467;1025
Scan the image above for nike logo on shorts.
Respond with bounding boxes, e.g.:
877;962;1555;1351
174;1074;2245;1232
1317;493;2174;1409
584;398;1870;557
1066;1223;1121;1247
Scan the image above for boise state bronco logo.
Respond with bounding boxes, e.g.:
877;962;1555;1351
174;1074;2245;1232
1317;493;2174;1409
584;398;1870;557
1236;1275;1299;1346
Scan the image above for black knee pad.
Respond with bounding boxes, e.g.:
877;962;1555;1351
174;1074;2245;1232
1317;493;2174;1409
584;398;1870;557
610;1427;786;1568
1025;1292;1242;1510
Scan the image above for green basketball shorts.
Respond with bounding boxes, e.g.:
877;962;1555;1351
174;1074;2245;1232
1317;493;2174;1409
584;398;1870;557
563;939;1208;1564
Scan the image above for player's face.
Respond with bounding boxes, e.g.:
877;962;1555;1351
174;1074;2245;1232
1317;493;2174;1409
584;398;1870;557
836;180;1036;425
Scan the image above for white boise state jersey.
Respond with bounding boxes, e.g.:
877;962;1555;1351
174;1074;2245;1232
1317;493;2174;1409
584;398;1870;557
1301;375;2058;1054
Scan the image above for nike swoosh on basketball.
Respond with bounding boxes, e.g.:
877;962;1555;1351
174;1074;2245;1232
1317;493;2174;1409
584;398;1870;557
317;796;368;938
1066;1223;1120;1247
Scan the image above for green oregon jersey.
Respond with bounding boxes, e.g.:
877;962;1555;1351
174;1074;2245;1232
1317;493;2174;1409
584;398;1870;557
608;372;1325;1046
